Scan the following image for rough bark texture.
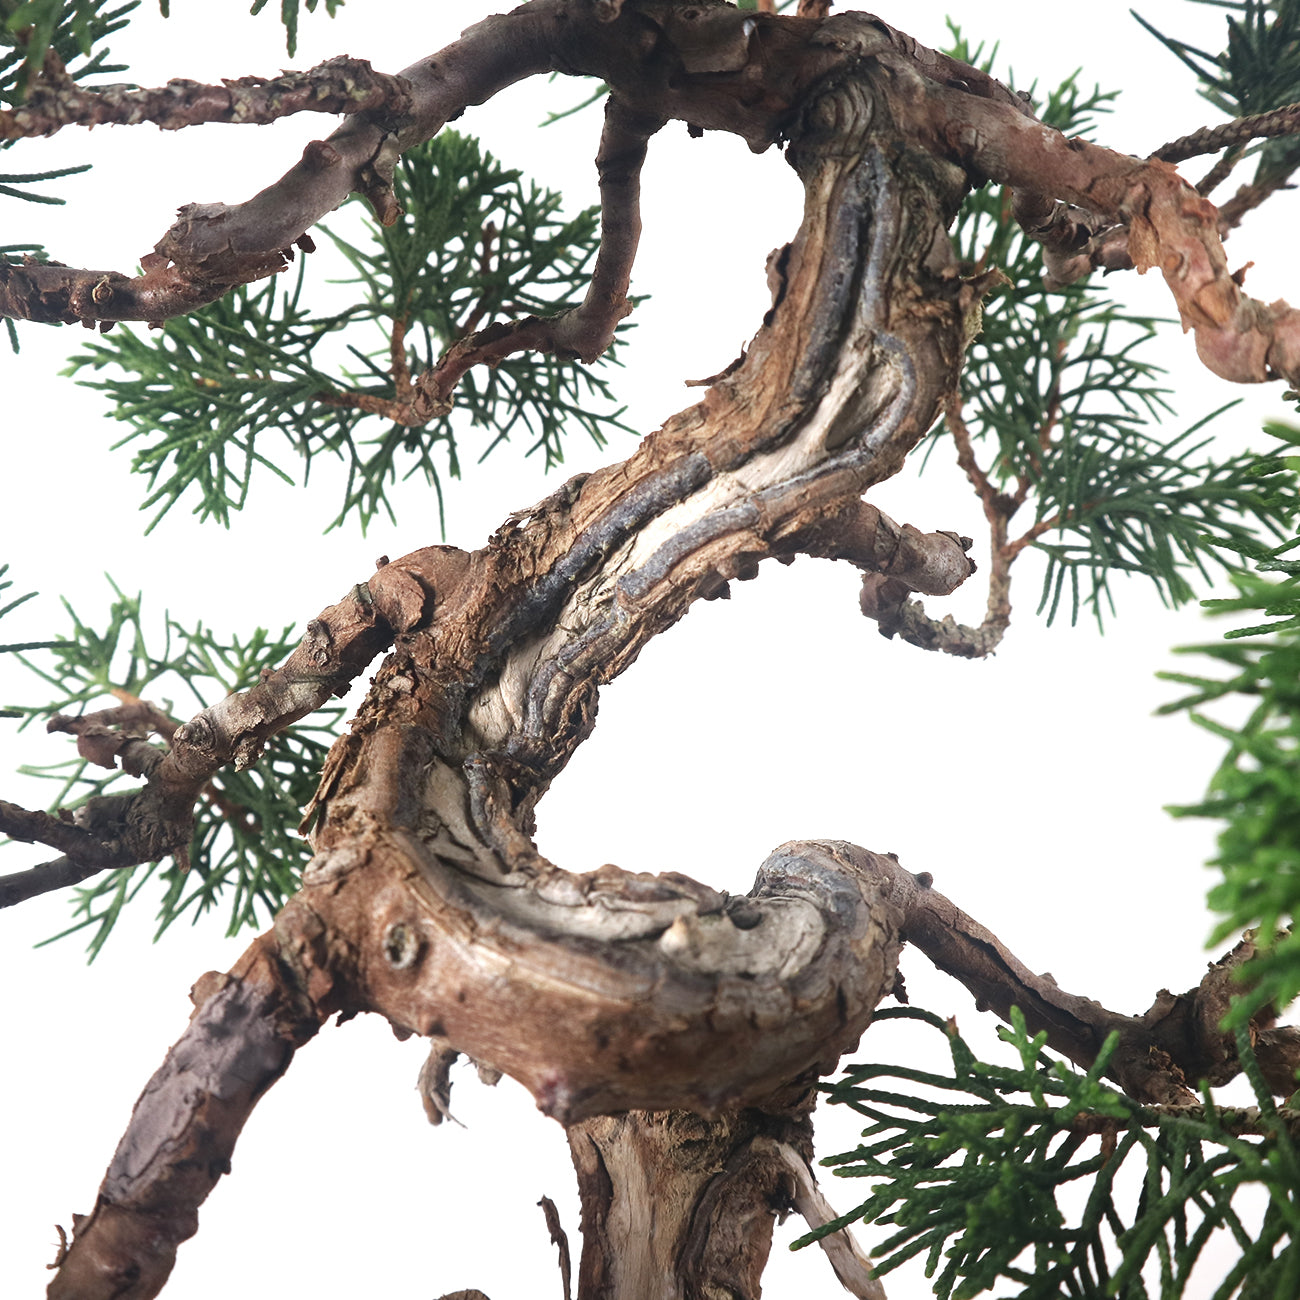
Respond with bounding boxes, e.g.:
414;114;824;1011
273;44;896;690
17;4;1300;1297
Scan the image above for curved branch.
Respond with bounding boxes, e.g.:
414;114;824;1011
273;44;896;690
342;91;665;430
874;858;1292;1106
923;69;1300;386
46;24;1277;1297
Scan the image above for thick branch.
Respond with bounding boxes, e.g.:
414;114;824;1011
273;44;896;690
0;57;413;141
47;930;327;1300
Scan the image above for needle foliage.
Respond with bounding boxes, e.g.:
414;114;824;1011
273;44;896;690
808;1006;1300;1299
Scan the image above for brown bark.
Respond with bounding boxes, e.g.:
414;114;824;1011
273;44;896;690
46;933;324;1300
21;5;1300;1298
0;56;413;140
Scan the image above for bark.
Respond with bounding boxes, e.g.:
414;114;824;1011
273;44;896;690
46;934;323;1300
23;4;1300;1297
0;56;413;140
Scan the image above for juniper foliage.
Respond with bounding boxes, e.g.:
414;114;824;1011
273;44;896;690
934;28;1294;627
4;581;335;956
69;130;632;533
803;1007;1300;1300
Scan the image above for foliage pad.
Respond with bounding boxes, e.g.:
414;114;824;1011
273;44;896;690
807;1006;1300;1299
69;129;632;532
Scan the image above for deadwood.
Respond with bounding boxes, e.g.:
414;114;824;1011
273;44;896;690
20;4;1300;1298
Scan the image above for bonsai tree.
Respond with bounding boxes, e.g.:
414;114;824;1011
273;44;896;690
3;1;1300;1296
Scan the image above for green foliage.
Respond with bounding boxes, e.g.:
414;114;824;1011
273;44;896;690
0;0;134;106
68;130;632;533
1134;0;1300;193
2;0;131;352
0;563;45;677
805;1006;1300;1299
0;160;90;203
246;0;343;58
935;29;1294;626
3;580;337;954
1160;428;1300;1023
1134;0;1300;120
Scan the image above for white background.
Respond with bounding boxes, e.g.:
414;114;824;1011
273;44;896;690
0;2;1293;1296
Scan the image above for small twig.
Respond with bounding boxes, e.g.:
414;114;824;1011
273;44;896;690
537;1196;573;1300
453;223;499;338
1153;101;1300;165
756;1139;885;1299
1196;146;1244;198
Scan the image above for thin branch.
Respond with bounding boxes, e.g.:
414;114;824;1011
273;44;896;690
408;93;662;413
0;57;413;142
1215;165;1300;232
1196;146;1244;198
0;8;562;326
0;853;106;908
537;1196;573;1300
0;555;459;910
755;1137;886;1299
868;856;1290;1105
1153;101;1300;165
852;396;1022;659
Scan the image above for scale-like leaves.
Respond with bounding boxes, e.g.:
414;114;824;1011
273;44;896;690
929;33;1295;627
3;581;337;954
69;130;632;532
805;1006;1300;1299
1160;433;1300;1021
